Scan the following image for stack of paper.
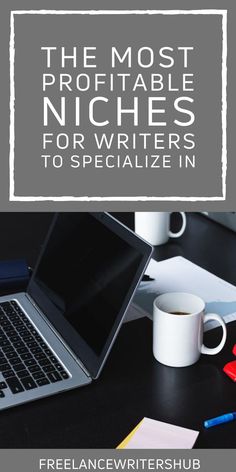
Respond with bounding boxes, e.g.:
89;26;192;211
117;417;199;449
127;256;236;330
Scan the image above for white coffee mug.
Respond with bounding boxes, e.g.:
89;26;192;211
153;292;227;367
134;212;186;245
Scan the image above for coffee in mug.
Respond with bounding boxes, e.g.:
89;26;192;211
170;311;190;316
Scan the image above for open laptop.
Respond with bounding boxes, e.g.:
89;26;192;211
0;212;152;411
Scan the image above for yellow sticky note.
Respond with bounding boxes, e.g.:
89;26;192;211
117;419;144;449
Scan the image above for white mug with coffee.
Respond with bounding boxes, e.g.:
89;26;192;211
153;292;227;367
134;212;186;246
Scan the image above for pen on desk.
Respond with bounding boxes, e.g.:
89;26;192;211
142;274;155;282
204;412;236;428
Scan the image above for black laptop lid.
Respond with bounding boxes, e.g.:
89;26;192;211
27;213;152;378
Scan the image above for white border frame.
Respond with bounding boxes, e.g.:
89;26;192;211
9;10;227;202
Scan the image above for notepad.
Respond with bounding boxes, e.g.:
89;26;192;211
117;417;199;449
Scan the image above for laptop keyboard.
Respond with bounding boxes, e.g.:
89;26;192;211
0;300;69;398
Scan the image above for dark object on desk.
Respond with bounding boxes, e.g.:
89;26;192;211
0;259;30;291
142;274;155;282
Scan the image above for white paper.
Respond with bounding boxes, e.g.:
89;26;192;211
124;417;199;449
129;256;236;330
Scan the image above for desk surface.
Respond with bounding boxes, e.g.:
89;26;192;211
0;212;236;448
0;318;236;448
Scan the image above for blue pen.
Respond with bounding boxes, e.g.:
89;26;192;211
204;412;236;428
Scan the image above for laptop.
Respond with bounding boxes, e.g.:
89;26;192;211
0;212;153;411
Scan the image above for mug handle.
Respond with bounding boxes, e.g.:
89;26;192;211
201;313;227;355
168;212;187;238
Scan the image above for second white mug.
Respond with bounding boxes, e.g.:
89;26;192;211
134;212;186;246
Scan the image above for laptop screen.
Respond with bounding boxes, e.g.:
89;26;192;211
27;213;152;378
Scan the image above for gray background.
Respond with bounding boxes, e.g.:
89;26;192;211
0;0;235;210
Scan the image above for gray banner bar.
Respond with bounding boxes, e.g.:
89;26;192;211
0;450;235;472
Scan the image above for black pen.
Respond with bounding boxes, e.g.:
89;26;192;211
142;274;155;282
